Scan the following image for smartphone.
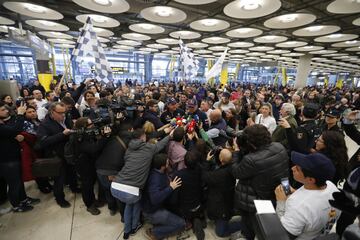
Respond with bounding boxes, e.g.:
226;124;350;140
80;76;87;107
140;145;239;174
15;98;24;107
281;177;291;196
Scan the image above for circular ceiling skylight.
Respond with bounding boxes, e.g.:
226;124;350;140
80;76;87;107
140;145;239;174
140;6;187;24
226;27;263;38
254;35;288;43
76;14;120;28
26;20;69;31
3;2;63;20
190;18;230;32
202;36;230;44
292;25;341;37
122;33;151;41
264;13;316;29
0;16;15;25
275;41;308;48
224;0;282;19
72;0;130;14
156;38;178;45
227;41;254;48
129;23;165;34
169;30;201;39
327;0;360;14
314;33;358;43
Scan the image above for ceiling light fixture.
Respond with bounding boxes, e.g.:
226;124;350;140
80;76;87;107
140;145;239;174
138;23;155;30
238;0;262;10
210;37;222;41
38;20;57;26
328;34;343;38
304;46;314;49
285;41;297;45
236;28;252;33
179;31;192;35
93;0;112;6
24;3;46;13
307;26;324;32
129;33;143;38
202;19;219;27
91;15;108;23
279;14;298;23
155;7;173;17
345;40;357;44
263;35;277;40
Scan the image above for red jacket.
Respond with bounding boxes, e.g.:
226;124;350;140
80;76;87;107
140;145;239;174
19;131;37;181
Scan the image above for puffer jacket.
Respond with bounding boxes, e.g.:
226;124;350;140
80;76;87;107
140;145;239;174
232;142;289;213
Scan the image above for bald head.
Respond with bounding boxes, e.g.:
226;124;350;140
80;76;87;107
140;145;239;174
219;149;232;165
210;109;222;123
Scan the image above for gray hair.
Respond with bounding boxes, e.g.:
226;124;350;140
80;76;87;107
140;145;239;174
282;103;296;116
48;102;65;113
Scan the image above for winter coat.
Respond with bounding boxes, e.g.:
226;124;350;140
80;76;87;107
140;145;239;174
114;135;170;189
232;142;289;213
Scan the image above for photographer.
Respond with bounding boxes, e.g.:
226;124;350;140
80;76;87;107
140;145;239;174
72;117;111;215
232;124;289;239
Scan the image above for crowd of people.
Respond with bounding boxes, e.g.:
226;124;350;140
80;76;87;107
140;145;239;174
1;78;360;240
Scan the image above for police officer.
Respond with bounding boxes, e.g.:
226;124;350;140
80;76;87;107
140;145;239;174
160;98;184;125
278;103;321;154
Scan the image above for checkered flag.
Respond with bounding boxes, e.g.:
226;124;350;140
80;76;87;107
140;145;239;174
179;39;199;81
72;17;112;83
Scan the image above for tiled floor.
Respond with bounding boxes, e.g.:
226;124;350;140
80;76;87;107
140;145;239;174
0;135;358;240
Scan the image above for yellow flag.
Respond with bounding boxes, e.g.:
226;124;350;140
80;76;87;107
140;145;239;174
282;67;287;86
235;63;240;81
273;68;281;86
324;77;329;87
220;62;228;87
207;60;214;86
336;79;343;88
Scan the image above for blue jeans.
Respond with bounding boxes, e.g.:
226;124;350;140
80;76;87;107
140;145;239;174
144;209;185;239
111;187;141;234
215;219;243;237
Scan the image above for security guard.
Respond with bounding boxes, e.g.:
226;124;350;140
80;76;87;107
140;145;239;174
278;103;321;154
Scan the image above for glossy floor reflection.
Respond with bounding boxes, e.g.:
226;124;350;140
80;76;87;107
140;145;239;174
0;134;358;240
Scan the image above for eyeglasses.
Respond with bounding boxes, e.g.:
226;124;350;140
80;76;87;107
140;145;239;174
53;110;66;115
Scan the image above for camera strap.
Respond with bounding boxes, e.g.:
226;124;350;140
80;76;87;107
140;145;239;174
115;136;127;150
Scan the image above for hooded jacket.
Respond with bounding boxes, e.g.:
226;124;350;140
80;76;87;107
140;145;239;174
114;135;170;189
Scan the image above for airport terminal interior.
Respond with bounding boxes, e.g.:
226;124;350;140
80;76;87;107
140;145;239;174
0;0;360;240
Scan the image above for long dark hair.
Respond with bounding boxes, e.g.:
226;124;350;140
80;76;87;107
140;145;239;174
320;131;349;183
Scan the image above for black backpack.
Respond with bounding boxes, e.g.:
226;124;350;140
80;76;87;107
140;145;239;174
64;134;80;165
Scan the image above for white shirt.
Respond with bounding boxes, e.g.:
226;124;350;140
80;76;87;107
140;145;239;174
255;114;277;134
278;181;340;240
213;101;235;112
35;99;47;109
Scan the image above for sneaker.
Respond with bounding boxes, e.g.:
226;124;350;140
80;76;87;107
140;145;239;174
144;228;157;240
13;203;33;213
86;205;100;215
176;231;190;240
123;231;130;240
130;223;143;235
22;197;41;206
193;218;205;240
56;199;71;208
109;209;117;216
94;200;105;208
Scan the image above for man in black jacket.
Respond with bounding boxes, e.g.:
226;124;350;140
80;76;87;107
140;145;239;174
0;102;39;212
36;102;74;208
202;148;240;238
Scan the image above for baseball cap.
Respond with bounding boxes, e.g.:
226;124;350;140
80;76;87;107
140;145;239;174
167;97;177;105
325;108;341;118
291;151;336;181
186;99;198;108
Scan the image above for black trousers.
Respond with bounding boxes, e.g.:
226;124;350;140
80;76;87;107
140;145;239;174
0;161;27;207
53;163;66;201
0;177;7;204
75;159;97;208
